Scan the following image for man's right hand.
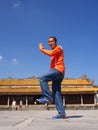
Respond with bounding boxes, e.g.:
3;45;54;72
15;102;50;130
39;43;44;50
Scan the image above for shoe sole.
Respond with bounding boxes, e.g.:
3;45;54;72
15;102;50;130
36;99;53;104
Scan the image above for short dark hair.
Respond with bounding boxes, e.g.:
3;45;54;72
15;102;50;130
49;36;57;42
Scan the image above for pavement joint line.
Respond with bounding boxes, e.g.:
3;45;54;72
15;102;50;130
14;112;40;128
13;118;28;127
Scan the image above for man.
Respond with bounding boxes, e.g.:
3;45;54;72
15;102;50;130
37;36;66;119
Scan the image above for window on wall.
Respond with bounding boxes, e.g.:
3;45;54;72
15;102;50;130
65;95;81;104
10;95;26;105
28;95;41;105
0;95;8;105
83;94;94;104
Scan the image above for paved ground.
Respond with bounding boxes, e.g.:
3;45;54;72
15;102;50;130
0;109;98;130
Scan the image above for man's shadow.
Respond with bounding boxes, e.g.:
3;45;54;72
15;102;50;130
65;115;83;119
46;115;83;120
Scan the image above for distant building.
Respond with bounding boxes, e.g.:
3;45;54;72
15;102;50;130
0;76;98;107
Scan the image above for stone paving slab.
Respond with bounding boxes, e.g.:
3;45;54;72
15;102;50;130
0;110;98;130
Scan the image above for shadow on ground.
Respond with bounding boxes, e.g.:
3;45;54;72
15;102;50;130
46;115;83;120
66;115;83;118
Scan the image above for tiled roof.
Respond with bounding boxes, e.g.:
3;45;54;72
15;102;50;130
0;78;96;94
0;78;93;86
0;79;40;86
62;79;93;85
0;87;98;94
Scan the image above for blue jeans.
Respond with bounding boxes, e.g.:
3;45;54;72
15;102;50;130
39;69;65;115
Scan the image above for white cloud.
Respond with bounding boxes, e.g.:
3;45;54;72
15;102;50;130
12;1;20;8
0;56;3;61
12;58;19;64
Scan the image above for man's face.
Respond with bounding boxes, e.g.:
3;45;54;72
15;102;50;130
48;38;57;49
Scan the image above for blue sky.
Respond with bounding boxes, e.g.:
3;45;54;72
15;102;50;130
0;0;98;85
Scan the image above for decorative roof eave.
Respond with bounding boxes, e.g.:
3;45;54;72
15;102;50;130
0;77;93;86
61;87;98;94
0;87;98;95
0;88;41;95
